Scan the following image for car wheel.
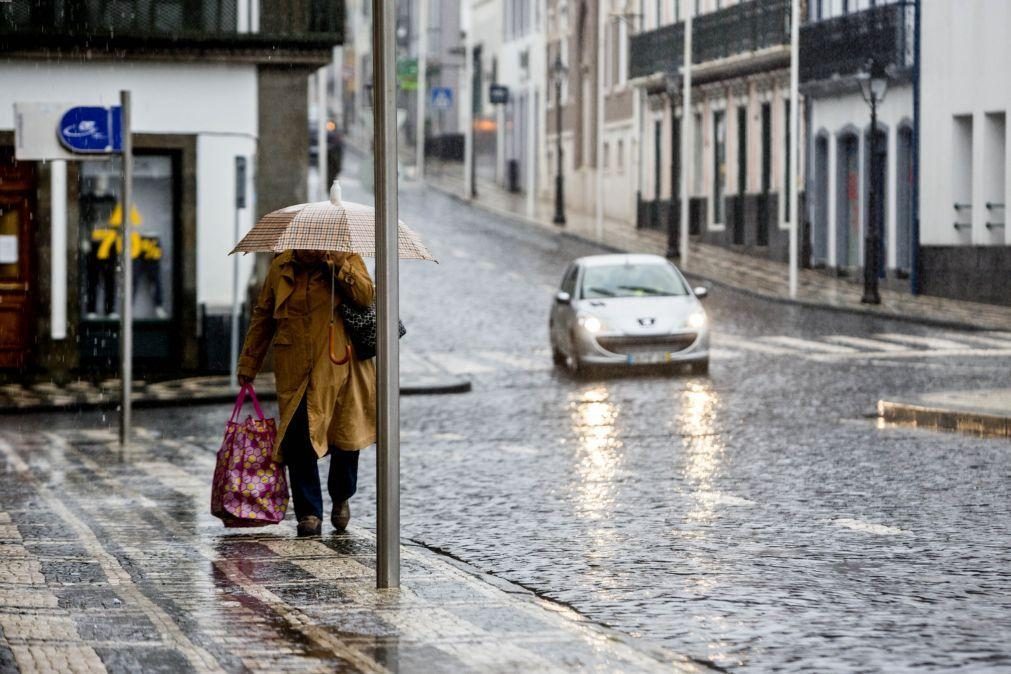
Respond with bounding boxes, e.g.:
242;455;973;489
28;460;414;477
565;331;582;375
689;359;709;375
552;346;566;367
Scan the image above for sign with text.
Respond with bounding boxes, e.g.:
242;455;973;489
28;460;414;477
489;84;509;105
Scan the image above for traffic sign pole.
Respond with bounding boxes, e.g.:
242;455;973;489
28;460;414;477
119;90;133;447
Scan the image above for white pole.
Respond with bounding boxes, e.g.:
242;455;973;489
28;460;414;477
317;69;328;199
416;0;428;180
526;87;536;218
679;1;692;267
788;0;800;298
119;91;133;447
462;17;474;199
372;0;401;589
229;157;245;393
50;160;67;341
594;0;605;241
334;46;344;132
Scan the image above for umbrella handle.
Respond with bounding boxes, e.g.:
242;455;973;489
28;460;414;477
329;322;352;365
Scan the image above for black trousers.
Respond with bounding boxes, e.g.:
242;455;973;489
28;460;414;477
282;395;360;522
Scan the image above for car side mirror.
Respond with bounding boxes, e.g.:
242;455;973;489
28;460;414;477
555;291;572;305
693;287;708;300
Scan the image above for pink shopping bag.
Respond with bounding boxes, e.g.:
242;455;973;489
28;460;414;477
210;384;289;527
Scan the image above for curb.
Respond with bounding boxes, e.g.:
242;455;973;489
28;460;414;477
425;180;1005;333
0;378;472;416
877;400;1011;438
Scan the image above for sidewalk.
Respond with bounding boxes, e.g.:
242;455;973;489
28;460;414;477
879;389;1011;439
0;426;698;673
0;350;470;414
425;161;1011;332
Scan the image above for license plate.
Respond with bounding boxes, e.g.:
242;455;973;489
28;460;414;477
627;352;670;365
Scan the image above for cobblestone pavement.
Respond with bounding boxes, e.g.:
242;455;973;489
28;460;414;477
5;172;1011;672
424;158;1011;331
0;425;698;673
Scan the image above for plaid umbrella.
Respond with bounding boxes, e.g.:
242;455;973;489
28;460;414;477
230;182;436;261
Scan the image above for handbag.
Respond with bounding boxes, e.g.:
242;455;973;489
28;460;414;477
210;384;289;528
339;302;407;360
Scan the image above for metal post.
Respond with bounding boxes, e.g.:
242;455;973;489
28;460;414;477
553;61;566;225
119;90;133;446
416;0;428;180
667;89;678;258
462;23;474;200
788;0;800;299
372;0;401;589
317;69;328;199
679;3;692;267
230;156;246;393
50;160;67;341
910;0;921;295
862;95;881;304
594;0;605;242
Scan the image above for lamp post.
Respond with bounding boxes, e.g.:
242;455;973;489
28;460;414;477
857;59;889;305
665;74;679;258
552;53;567;225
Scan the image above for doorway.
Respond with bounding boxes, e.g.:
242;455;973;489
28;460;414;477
813;134;829;264
0;155;35;369
895;125;913;274
836;133;860;269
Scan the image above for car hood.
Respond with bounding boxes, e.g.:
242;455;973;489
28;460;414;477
574;295;702;334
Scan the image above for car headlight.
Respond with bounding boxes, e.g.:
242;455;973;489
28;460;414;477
687;311;706;329
578;314;605;333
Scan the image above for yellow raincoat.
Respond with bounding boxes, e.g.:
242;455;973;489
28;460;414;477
237;250;376;461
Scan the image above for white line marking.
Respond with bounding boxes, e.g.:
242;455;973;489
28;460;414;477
761;335;859;354
714;334;794;355
823;335;908;352
939;331;1011;348
833;518;904;535
426;352;497;374
873;333;970;350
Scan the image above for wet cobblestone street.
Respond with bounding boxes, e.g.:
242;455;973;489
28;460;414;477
2;178;1010;671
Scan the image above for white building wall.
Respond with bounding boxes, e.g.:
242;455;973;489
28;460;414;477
0;61;259;306
921;0;1011;246
808;86;913;268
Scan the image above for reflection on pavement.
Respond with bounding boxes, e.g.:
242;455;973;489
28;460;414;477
677;381;726;524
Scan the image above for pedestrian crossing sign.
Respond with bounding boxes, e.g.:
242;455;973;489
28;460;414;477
431;87;453;110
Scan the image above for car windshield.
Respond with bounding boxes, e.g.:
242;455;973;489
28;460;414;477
580;263;689;299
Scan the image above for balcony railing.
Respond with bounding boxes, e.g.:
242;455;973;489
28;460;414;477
630;0;790;81
0;0;342;50
800;1;914;83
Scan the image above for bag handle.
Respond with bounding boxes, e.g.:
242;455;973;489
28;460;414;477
229;383;266;422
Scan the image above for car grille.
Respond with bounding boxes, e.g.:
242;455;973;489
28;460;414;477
595;333;698;355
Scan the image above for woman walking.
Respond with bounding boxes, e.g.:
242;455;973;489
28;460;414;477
236;249;376;536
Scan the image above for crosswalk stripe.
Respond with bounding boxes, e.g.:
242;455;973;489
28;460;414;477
873;333;970;350
939;331;1011;348
714;334;794;355
478;350;547;371
761;335;859;353
823;335;908;352
709;347;742;360
425;352;497;374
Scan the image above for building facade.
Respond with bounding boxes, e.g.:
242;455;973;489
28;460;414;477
919;0;1009;305
630;0;802;262
0;1;341;377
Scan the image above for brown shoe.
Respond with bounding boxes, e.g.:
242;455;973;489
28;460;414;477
296;516;322;537
331;500;350;532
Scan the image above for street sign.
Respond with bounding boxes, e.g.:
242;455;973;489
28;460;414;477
59;106;123;153
14;103;78;161
397;57;418;91
431;87;453;110
489;84;509;105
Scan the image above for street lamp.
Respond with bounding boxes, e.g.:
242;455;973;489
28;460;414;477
552;53;568;225
665;74;680;258
857;59;889;305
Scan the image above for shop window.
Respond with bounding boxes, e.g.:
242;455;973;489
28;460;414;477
79;155;174;322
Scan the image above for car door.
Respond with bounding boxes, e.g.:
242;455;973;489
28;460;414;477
551;263;579;348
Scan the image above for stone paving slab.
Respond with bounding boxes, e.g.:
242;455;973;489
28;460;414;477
0;350;470;414
424;162;1011;332
0;426;700;673
879;388;1011;439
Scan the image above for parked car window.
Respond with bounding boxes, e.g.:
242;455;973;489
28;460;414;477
580;263;688;298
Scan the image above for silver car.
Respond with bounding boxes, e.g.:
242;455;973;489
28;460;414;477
549;254;710;374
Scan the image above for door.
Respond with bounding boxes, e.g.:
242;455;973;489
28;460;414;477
813;135;829;264
836;134;860;269
758;102;771;246
0;189;33;369
896;126;913;273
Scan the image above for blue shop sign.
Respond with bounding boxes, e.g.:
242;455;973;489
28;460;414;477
58;106;123;153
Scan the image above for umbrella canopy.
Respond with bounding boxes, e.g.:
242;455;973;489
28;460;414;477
230;181;436;261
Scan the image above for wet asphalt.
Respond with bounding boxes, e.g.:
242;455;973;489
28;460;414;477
8;177;1011;672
